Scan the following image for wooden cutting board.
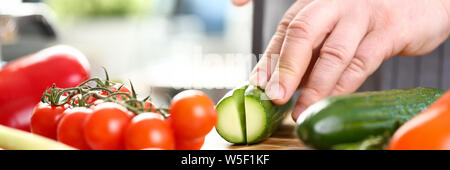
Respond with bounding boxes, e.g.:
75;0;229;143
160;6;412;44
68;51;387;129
201;117;310;150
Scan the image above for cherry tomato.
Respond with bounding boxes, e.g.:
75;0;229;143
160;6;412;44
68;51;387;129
83;102;132;150
169;90;217;139
105;84;131;102
137;101;158;112
124;113;175;150
175;136;205;150
57;107;92;150
90;99;105;108
85;84;131;104
141;148;163;150
30;102;67;139
145;101;158;112
110;84;131;93
84;96;98;105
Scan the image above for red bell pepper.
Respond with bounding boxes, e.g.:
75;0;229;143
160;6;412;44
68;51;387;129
0;45;90;131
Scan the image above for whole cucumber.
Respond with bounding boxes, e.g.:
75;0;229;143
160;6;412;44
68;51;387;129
296;87;444;149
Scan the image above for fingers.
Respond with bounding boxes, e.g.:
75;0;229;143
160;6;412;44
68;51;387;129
265;0;340;104
330;31;391;96
291;31;390;121
231;0;251;6
250;0;311;89
291;13;370;120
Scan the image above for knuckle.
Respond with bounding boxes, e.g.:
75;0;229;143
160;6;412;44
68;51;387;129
276;8;298;36
272;30;285;42
333;82;349;95
277;58;300;77
332;56;370;96
300;87;323;106
320;43;351;65
346;57;368;79
262;48;280;61
286;16;313;41
277;13;296;35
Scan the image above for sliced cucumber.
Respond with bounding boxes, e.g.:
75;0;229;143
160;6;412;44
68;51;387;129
215;84;294;144
244;96;267;144
215;85;247;144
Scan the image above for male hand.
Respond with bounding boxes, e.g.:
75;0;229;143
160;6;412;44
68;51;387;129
236;0;450;121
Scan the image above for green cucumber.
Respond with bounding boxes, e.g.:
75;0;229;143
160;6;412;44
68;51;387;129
215;84;294;144
296;87;444;150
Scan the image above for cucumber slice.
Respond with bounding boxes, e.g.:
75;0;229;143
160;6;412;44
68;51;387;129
215;85;247;144
244;96;268;144
216;84;294;145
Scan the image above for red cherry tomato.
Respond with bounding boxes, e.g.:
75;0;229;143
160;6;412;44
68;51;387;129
175;136;205;150
105;84;131;102
140;148;163;150
169;90;217;139
57;107;92;150
145;101;158;112
84;96;98;105
83;102;132;150
90;99;105;108
85;84;131;104
137;101;158;112
110;84;131;93
30;102;67;139
124;113;175;150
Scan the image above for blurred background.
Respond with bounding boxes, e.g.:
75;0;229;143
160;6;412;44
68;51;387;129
0;0;254;107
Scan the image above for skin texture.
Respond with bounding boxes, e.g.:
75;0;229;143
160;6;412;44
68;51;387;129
233;0;450;121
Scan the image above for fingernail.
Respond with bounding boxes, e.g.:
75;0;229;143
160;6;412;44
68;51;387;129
249;71;267;88
266;82;285;100
292;105;306;121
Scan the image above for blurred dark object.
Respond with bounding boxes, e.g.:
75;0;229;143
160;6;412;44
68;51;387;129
16;14;56;39
23;0;41;2
252;0;264;62
1;2;56;62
